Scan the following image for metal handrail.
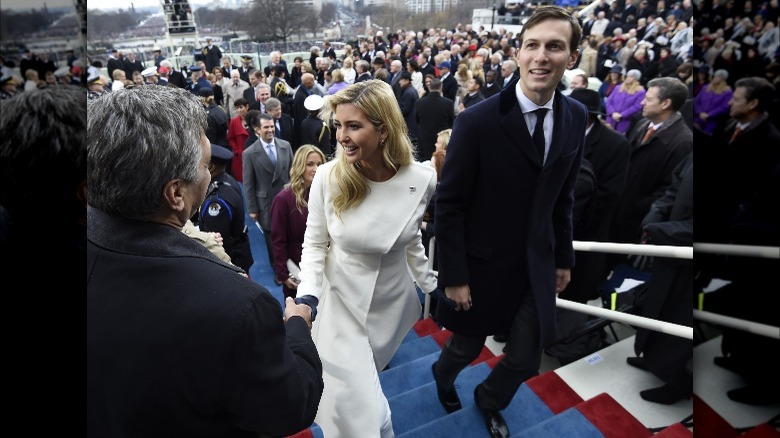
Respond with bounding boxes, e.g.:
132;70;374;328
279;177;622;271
556;298;693;339
694;242;779;259
423;237;780;340
693;309;779;340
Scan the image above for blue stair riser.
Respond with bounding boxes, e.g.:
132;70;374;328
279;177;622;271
394;382;557;437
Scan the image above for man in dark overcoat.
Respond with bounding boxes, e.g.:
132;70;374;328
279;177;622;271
432;7;588;438
415;78;454;162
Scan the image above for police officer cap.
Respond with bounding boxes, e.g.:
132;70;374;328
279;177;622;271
54;66;71;77
304;94;324;111
199;87;214;97
241;55;252;61
189;65;203;71
210;144;233;164
141;66;158;77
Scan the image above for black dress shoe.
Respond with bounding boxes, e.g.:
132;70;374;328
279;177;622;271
493;334;508;343
474;384;509;438
639;384;691;405
713;356;745;375
727;385;779;405
432;362;461;413
626;356;647;371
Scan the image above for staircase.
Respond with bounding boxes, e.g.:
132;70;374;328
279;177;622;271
286;317;695;438
245;216;777;438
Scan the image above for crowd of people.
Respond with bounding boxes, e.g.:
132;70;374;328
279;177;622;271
3;0;779;437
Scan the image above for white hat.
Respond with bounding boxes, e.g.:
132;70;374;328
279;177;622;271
304;94;324;111
54;66;71;77
141;66;158;77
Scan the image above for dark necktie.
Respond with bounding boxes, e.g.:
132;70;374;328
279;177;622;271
533;108;548;161
730;125;743;143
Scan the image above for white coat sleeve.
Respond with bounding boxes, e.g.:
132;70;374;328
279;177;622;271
405;174;438;294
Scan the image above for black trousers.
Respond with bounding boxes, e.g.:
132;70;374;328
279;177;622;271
436;292;542;410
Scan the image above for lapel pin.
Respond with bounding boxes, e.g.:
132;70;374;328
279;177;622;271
409;186;417;194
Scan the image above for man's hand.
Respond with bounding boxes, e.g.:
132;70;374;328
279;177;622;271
284;297;312;329
554;268;571;294
249;212;258;222
445;284;472;311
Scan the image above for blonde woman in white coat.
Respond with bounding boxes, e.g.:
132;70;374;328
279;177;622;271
295;80;438;438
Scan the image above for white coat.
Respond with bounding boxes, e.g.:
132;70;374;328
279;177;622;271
297;160;438;437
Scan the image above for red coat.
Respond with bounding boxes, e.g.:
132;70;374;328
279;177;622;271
227;116;249;182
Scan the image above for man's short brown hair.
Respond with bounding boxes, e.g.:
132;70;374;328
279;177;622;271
518;5;582;54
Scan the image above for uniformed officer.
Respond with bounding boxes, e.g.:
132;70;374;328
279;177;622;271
141;66;160;85
197;144;254;272
86;72;106;100
186;65;212;96
238;55;254;84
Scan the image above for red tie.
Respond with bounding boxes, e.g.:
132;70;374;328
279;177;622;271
642;125;655;143
730;126;743;142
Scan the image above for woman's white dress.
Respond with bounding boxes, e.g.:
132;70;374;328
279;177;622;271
297;160;438;437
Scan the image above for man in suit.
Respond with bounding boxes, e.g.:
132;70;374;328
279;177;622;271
159;59;186;89
107;49;123;80
221;56;238;78
432;7;587;438
264;50;287;78
397;71;419;146
242;113;293;270
123;52;144;78
608;78;692;264
292;73;317;149
481;70;501;98
250;83;271;113
437;61;459;102
87;86;322;437
459;76;486;112
243;69;263;107
415;78;454;162
354;60;372;82
499;59;519;88
265;98;294;145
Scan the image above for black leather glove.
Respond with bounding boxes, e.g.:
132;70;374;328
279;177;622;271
294;295;319;321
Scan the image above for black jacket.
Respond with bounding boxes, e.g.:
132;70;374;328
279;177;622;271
87;207;323;437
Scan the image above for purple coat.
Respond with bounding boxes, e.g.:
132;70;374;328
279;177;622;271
606;87;646;134
270;187;308;299
693;87;733;135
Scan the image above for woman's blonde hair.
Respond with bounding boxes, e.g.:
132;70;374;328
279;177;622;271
331;68;344;82
327;80;415;218
432;128;451;181
288;144;326;212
